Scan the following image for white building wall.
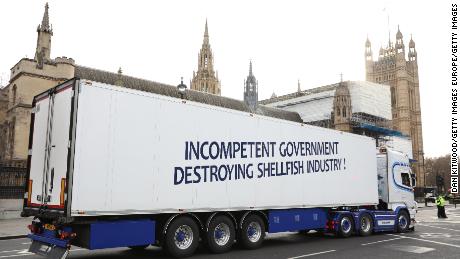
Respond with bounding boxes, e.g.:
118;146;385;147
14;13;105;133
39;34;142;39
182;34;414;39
264;81;391;123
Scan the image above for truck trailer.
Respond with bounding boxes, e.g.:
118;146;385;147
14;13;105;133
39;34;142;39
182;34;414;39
22;76;417;258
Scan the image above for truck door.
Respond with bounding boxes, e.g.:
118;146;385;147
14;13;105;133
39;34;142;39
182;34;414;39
25;81;75;213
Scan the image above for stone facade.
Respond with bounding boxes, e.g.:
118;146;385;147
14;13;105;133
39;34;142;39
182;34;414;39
191;21;221;95
243;61;258;110
365;27;425;186
332;82;352;132
0;3;75;161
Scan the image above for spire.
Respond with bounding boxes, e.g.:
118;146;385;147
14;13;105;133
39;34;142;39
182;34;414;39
244;60;258;110
35;2;53;65
203;19;209;45
191;19;221;95
388;30;391;48
409;34;415;48
365;35;371;47
39;2;51;32
396;24;403;39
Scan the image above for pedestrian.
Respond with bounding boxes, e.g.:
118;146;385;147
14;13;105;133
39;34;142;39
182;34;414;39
435;194;448;218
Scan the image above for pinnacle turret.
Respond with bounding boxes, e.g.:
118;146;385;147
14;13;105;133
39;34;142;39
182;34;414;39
396;25;403;39
191;20;221;95
35;2;53;65
244;60;258;109
409;34;415;48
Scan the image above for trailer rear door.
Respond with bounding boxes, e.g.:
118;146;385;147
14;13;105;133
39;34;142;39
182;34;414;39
25;80;75;213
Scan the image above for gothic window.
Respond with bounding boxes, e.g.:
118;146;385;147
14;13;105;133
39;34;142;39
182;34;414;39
12;85;17;104
391;87;396;107
408;89;412;110
411;89;416;110
9;117;15;156
204;55;208;68
342;106;347;117
336;107;341;116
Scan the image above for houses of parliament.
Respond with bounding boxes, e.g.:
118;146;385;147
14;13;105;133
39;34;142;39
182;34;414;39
0;3;424;186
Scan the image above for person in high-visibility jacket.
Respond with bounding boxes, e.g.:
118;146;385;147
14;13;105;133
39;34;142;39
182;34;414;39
436;195;448;218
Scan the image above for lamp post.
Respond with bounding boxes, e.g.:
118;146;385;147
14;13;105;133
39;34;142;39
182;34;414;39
423;152;427;206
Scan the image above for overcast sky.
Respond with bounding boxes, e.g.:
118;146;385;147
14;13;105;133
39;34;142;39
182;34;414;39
0;0;453;158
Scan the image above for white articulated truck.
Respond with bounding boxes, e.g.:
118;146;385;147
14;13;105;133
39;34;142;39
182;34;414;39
22;76;417;259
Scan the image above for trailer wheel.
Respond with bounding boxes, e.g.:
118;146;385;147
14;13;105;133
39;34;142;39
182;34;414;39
358;214;373;236
396;211;410;233
239;214;265;249
337;215;353;238
206;215;235;253
164;216;199;258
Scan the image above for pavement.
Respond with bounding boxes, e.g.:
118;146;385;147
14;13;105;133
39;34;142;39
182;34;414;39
0;204;459;258
0;217;31;240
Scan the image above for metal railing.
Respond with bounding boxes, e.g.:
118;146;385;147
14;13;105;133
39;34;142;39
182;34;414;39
0;160;27;199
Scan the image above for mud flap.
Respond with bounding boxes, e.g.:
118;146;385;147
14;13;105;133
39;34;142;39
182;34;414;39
29;240;69;259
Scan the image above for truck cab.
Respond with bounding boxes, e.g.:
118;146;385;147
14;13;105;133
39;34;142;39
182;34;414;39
377;148;417;226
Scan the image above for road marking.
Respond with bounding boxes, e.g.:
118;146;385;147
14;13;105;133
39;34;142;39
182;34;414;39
287;250;336;259
387;234;460;248
0;255;32;259
361;237;403;246
21;242;30;245
418;223;460;232
0;248;84;258
0;238;28;243
0;250;32;259
389;245;435;254
0;250;24;254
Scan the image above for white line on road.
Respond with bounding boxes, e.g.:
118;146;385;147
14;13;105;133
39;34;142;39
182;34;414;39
0;250;24;254
418;223;460;232
0;255;31;259
0;248;85;258
287;250;336;259
387;234;460;248
361;237;403;246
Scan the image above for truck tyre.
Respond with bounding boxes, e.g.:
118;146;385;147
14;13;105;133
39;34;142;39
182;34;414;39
164;217;199;258
358;214;373;236
239;214;265;249
206;215;235;253
396;211;410;233
337;215;354;238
